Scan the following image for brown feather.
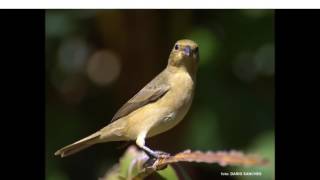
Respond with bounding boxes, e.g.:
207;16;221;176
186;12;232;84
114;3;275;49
111;70;171;122
54;132;100;157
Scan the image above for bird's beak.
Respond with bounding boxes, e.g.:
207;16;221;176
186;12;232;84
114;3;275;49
183;46;192;57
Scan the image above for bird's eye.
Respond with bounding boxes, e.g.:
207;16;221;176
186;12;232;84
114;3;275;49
194;47;199;53
174;44;179;50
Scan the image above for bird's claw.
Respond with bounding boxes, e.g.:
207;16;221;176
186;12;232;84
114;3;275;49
153;150;171;159
142;150;171;169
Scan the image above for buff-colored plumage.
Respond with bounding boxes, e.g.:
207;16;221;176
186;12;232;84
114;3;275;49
55;39;199;158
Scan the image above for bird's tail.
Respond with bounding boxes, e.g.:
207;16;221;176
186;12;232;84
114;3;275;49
54;132;101;158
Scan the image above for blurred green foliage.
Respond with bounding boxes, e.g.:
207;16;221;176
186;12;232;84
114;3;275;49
46;10;274;180
100;146;182;180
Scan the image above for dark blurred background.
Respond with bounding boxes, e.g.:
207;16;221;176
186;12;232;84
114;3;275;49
46;10;274;180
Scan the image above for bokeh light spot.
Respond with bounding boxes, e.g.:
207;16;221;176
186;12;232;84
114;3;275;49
58;37;89;74
254;43;275;76
86;50;121;86
45;13;74;38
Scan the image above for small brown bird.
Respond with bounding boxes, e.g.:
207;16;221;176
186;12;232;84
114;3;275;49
55;39;199;158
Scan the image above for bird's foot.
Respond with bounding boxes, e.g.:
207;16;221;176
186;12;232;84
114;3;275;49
153;150;171;159
138;145;171;159
143;151;170;170
145;150;171;159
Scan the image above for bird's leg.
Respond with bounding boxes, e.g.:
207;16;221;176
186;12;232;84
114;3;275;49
136;133;170;159
136;133;158;158
139;144;158;158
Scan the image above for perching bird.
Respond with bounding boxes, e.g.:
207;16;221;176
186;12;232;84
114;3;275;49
55;39;199;158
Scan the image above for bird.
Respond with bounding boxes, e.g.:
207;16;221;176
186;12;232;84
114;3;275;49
55;39;199;158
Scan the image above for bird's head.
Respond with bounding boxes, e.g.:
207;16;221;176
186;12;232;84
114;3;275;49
168;39;199;74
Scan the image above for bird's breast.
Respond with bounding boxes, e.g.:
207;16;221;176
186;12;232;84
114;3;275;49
148;71;195;137
168;71;195;107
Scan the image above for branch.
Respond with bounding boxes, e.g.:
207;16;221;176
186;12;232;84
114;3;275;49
100;145;268;180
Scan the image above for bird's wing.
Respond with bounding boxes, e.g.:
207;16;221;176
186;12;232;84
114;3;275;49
111;71;170;122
